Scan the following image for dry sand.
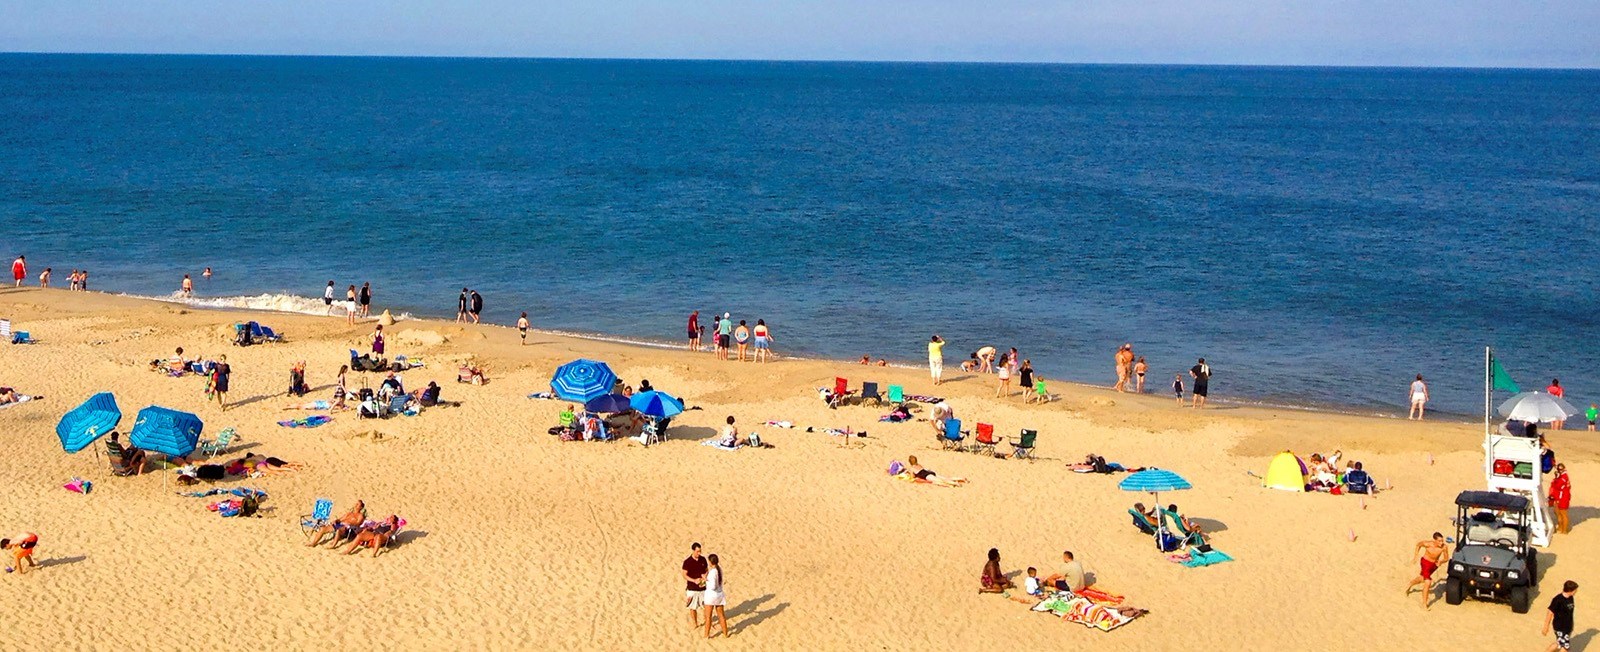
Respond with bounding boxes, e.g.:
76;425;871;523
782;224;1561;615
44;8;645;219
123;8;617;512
0;287;1594;650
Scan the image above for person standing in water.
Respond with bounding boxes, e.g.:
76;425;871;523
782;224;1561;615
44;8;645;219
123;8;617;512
686;310;700;351
1134;356;1148;393
1113;344;1133;392
346;285;358;325
358;282;372;318
202;267;212;280
11;255;25;287
734;320;750;362
518;312;530;345
1190;358;1210;409
1408;374;1429;420
180;274;193;297
324;281;336;315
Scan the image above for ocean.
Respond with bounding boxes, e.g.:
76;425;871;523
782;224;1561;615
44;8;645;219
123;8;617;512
2;54;1597;417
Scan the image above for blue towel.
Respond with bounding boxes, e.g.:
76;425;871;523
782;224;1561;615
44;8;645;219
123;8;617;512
1181;549;1234;567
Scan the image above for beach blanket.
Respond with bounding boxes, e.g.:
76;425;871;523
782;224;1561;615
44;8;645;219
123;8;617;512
1174;549;1235;567
181;487;266;499
763;420;794;428
702;439;743;451
0;395;36;409
277;415;332;428
188;487;266;517
903;394;943;403
527;392;555;400
1031;594;1144;632
285;400;331;410
820;427;866;438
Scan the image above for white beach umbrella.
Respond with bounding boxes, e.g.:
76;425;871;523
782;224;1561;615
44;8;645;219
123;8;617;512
1497;391;1579;423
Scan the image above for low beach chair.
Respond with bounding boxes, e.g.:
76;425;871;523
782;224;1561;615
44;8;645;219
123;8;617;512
1010;429;1038;460
197;427;238;458
384;394;410;418
939;418;965;451
642;420;664;447
887;385;904;404
972;423;998;455
828;377;852;408
859;382;883;406
1130;508;1158;535
1160;508;1206;548
300;498;335;538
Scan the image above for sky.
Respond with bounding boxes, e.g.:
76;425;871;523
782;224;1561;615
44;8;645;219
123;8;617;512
1;0;1597;68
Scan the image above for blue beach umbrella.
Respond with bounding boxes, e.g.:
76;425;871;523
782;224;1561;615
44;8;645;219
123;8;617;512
56;392;122;453
128;406;205;458
550;359;618;403
1119;469;1192;551
584;393;633;414
629;391;685;419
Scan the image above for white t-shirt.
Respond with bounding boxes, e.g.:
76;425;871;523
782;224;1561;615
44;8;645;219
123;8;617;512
324;285;335;300
1025;576;1043;595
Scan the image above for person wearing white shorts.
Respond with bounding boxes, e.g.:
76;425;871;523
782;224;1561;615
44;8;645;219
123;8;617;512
701;553;728;639
1408;374;1429;420
928;335;945;385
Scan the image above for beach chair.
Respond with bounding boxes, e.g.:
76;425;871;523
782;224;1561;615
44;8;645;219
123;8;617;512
1010;429;1038;460
887;385;904;404
939;418;965;451
300;498;335;538
972;423;999;455
197;427;239;458
1130;508;1158;535
859;382;883;406
250;323;283;342
384;394;411;418
1160;508;1206;548
642;420;665;447
11;331;31;344
828;377;852;408
103;438;141;476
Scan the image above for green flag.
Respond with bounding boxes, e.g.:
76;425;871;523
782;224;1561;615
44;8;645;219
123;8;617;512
1490;356;1520;394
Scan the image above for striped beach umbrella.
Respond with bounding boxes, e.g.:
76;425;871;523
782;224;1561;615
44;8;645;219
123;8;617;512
56;392;122;453
550;359;618;403
129;406;204;458
1119;469;1192;551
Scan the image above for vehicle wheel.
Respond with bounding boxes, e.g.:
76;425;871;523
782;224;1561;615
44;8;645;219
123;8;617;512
1445;578;1464;605
1527;550;1539;583
1510;586;1530;614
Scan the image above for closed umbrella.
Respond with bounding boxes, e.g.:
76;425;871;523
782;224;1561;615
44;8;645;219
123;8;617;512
584;393;633;414
629;391;684;419
550;359;618;403
1498;392;1579;423
129;406;204;458
56;392;122;453
1119;469;1192;550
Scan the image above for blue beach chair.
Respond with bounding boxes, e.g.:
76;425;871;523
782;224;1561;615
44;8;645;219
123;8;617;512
939;418;965;451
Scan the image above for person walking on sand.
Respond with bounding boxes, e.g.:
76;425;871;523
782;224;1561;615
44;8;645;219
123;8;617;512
1549;463;1572;535
1405;532;1450;609
2;532;40;575
469;289;483;324
1588;403;1598;432
687;310;700;351
210;355;232;411
1548;379;1566;430
371;324;385;356
323;281;336;315
456;288;469;323
753;319;774;362
682;542;708;629
38;267;50;288
1544;580;1578;652
518;312;530;345
996;353;1013;397
358;282;372;318
180;274;193;297
1408;374;1430;420
11;255;25;287
702;553;728;639
1189;358;1211;408
928;335;945;385
1113;344;1133;392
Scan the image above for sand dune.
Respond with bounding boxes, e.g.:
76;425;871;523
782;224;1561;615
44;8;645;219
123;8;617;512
0;288;1593;650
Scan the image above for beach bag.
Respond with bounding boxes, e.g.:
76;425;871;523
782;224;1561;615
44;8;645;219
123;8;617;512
239;494;260;517
1494;459;1514;476
1541;450;1555;474
748;433;762;448
196;465;226;481
888;461;905;476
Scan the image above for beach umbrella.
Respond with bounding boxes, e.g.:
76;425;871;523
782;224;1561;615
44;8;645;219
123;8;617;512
1497;392;1579;423
1119;469;1192;551
550;359;618;402
584;393;633;414
128;406;204;458
630;391;685;419
56;392;122;453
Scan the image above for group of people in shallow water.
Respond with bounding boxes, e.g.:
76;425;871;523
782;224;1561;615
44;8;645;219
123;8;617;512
687;311;775;362
304;501;402;557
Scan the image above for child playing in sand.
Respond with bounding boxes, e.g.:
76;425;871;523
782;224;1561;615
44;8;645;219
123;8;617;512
3;532;39;574
1172;374;1184;406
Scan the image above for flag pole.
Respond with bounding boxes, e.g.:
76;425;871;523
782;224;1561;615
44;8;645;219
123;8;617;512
1484;346;1491;436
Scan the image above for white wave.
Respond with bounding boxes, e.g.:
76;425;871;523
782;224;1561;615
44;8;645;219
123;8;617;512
118;292;415;321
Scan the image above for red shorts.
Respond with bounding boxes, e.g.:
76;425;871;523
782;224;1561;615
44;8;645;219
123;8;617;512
1420;558;1438;579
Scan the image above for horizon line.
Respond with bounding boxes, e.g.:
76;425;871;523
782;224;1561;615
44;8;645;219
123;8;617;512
3;50;1597;73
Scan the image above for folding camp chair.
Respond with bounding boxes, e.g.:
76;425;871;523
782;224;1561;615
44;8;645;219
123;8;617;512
642;420;665;447
939;418;965;451
887;385;904;404
859;382;883;406
1160;508;1206;548
972;423;998;455
251;323;283;342
828;377;852;408
197;427;239;458
1010;429;1038;460
300;498;335;538
385;395;411;418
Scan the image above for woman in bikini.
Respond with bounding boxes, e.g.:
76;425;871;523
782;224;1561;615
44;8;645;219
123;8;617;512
306;501;367;547
905;455;966;487
1134;356;1148;393
343;515;402;557
734;320;751;362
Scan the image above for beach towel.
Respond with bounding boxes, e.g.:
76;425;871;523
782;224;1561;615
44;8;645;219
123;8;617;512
821;428;866;438
702;439;743;451
182;487;267;499
285;400;331;410
1031;594;1143;632
63;477;92;494
903;394;944;403
527;392;555;400
1179;549;1235;568
763;420;794;428
277;415;332;428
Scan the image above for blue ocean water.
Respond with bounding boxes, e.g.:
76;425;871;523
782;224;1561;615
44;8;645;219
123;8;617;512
1;54;1597;416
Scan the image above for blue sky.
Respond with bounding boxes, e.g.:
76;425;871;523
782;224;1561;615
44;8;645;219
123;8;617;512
2;1;1596;68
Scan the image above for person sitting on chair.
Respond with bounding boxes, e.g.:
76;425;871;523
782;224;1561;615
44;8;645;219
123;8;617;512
378;372;404;398
104;431;146;475
343;515;401;557
305;501;367;548
1131;502;1159;534
1343;461;1377;494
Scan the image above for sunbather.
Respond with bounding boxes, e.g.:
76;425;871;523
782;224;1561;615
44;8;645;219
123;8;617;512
0;387;23;405
105;432;146;475
457;364;487;385
1165;504;1207;544
306;501;366;548
904;455;966;487
343;515;401;557
718;416;749;447
1131;502;1159;534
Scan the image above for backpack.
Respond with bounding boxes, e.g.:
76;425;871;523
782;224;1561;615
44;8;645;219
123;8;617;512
239;494;260;517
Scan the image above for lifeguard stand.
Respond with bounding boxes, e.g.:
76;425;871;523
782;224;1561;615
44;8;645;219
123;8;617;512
1483;424;1550;548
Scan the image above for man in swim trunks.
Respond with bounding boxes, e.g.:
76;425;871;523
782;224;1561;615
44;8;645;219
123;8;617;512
687;310;700;351
1114;344;1133;392
1189;358;1210;409
1405;532;1450;609
2;532;39;574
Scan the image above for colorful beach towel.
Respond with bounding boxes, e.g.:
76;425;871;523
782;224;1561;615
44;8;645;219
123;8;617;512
903;394;944;403
277;415;332;428
1031;594;1145;632
285;400;331;410
1178;549;1235;568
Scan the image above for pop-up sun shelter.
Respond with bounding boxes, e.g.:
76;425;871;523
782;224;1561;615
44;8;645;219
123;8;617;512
1263;452;1307;492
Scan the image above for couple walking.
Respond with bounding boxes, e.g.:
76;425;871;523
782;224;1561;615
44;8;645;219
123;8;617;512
681;542;731;638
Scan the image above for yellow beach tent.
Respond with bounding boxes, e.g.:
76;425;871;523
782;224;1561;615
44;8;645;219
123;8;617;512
1264;451;1308;492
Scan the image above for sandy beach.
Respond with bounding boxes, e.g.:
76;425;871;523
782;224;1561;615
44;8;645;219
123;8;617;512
1;287;1595;650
